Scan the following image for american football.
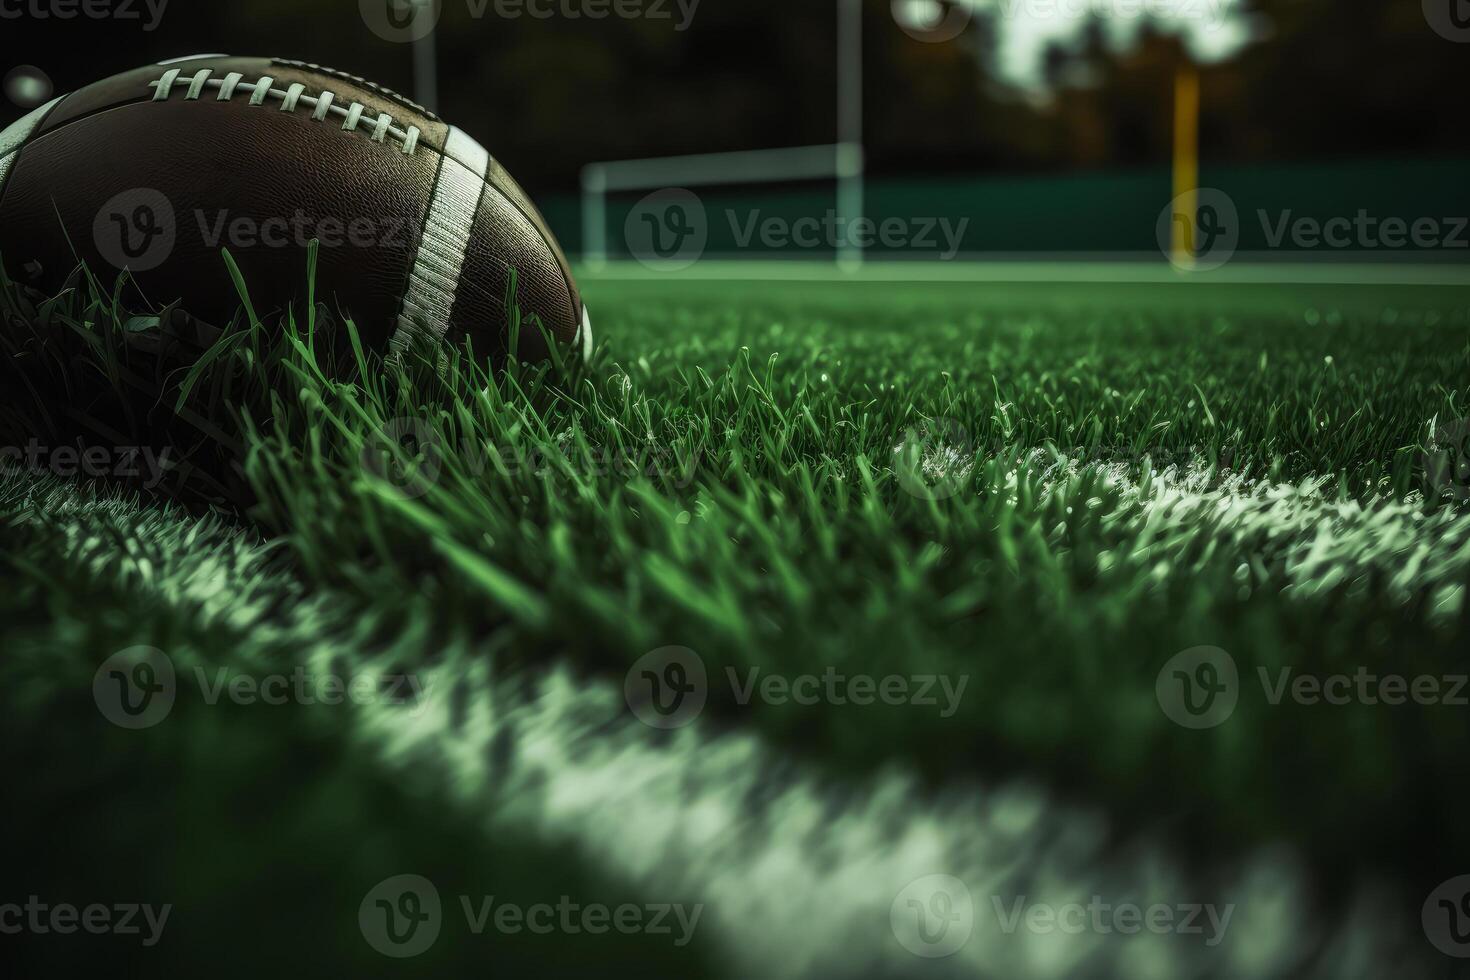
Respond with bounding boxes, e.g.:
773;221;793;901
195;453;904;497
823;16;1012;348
0;54;590;364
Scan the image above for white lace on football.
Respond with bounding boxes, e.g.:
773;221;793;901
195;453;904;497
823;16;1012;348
148;67;423;155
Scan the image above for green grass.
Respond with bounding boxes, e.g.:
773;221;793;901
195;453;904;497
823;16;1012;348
0;472;714;977
2;259;1468;973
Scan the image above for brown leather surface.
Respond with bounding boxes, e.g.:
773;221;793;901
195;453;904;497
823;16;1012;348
30;60;211;133
486;157;582;327
0;57;583;365
1;96;435;350
448;174;580;362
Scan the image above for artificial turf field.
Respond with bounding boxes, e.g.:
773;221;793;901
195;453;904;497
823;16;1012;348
2;263;1468;976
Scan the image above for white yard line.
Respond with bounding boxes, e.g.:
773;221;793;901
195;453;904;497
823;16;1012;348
352;657;1416;978
1000;453;1470;621
10;467;1452;977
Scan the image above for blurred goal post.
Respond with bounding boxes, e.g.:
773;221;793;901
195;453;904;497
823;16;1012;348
580;142;866;271
580;0;865;272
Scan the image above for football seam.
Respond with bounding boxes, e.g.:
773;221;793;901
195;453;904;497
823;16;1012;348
271;59;441;123
149;66;425;156
389;135;489;358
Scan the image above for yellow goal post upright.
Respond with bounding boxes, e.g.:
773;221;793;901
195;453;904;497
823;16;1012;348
1170;59;1201;269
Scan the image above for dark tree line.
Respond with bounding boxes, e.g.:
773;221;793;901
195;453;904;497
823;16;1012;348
2;0;1463;191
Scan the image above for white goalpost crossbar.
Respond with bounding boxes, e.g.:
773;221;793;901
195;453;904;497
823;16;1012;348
580;142;865;267
580;0;865;270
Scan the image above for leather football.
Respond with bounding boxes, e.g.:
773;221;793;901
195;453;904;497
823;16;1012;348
0;54;590;365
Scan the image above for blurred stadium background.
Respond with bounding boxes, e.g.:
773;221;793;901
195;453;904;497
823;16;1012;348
5;0;1468;269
